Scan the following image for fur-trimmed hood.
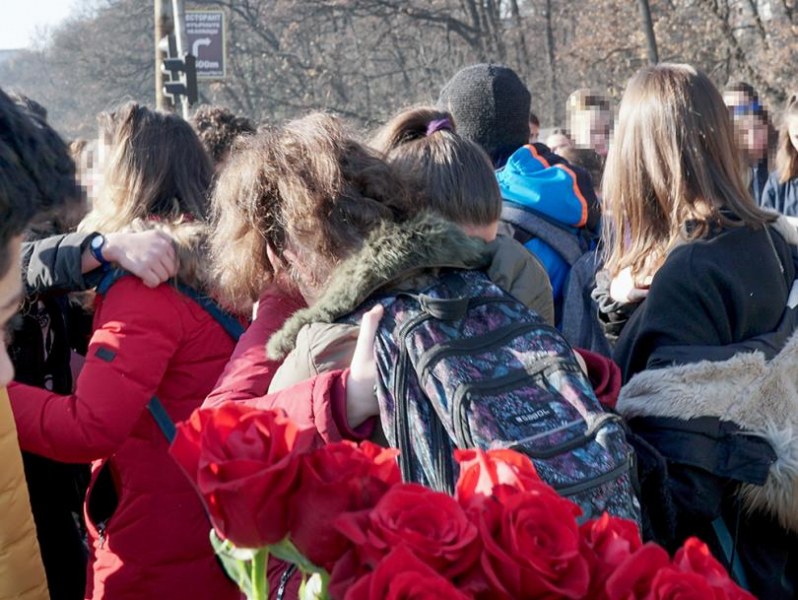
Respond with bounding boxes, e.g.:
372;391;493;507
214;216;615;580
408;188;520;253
617;327;798;534
267;214;492;359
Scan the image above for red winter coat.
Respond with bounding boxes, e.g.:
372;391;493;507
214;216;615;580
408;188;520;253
203;287;374;444
202;287;376;599
204;287;305;407
9;276;240;600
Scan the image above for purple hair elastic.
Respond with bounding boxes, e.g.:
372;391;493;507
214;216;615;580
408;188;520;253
426;118;453;136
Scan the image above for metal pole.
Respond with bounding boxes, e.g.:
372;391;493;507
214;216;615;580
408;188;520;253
636;0;659;65
171;0;190;118
154;0;171;111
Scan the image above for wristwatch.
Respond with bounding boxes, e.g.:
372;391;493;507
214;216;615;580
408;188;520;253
89;233;110;267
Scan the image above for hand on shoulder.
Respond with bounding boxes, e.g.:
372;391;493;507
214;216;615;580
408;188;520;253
103;230;178;288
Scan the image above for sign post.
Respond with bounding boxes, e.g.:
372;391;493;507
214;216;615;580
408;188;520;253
185;10;226;80
169;0;191;118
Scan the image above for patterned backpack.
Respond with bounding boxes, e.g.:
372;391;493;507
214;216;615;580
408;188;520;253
369;268;640;522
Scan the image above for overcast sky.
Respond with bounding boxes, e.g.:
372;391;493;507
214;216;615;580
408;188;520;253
0;0;77;50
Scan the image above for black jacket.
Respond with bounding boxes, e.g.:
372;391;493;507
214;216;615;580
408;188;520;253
613;219;798;599
22;232;93;295
614;223;794;383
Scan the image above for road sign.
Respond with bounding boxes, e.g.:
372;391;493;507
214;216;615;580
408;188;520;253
185;10;226;80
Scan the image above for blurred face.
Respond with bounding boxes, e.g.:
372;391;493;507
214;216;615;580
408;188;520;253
0;237;23;388
571;108;612;156
789;115;798;154
88;132;112;207
723;91;749;111
733;114;768;161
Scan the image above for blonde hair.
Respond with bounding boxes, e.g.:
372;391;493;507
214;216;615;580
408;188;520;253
209;113;411;310
776;93;798;184
80;102;212;235
373;106;501;227
566;90;610;127
602;64;774;280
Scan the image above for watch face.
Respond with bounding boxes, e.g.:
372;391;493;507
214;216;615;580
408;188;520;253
91;235;104;250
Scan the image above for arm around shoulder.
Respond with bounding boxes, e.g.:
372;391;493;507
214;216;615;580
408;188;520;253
22;232;93;295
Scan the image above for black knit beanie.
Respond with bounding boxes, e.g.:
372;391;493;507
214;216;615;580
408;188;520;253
437;64;531;168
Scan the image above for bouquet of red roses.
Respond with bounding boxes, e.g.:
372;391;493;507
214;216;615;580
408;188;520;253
169;405;754;600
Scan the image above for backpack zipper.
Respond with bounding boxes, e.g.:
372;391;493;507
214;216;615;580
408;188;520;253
451;356;561;447
392;295;506;484
552;453;633;497
416;319;543;383
394;311;436;482
452;357;611;457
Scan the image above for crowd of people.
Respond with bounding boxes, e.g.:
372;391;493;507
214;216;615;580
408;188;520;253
0;60;797;600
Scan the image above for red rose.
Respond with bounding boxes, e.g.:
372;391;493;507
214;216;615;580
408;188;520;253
454;448;540;510
288;440;400;570
672;538;755;600
335;483;480;579
645;567;718;600
580;513;643;598
605;543;671;600
477;483;589;599
344;545;471;600
169;405;315;548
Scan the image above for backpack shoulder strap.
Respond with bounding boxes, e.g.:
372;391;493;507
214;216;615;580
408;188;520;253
97;269;244;342
711;516;750;591
96;267;126;296
147;397;177;443
174;282;245;341
502;203;586;267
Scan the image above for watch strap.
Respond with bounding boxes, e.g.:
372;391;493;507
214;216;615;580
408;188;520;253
90;233;110;266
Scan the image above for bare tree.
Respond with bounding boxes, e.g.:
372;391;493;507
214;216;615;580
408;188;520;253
1;0;795;139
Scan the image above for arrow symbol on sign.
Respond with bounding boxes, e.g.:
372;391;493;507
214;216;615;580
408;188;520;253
192;38;211;57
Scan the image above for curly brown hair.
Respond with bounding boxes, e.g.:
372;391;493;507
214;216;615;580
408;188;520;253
190;105;256;166
209;112;412;310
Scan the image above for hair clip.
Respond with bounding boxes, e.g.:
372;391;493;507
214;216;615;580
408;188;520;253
426;118;452;136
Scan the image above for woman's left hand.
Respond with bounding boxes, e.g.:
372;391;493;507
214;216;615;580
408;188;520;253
610;267;652;304
345;304;383;427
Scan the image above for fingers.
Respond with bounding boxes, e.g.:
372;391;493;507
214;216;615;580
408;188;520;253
346;304;384;427
361;303;384;336
139;270;162;289
350;304;384;378
148;260;172;287
627;287;650;303
158;250;179;279
117;230;177;287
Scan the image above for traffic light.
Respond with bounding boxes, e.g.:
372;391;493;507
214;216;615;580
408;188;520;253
162;54;198;106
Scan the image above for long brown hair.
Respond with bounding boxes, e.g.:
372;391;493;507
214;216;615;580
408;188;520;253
776;94;798;184
602;64;774;280
79;103;214;289
373;107;501;227
80;103;212;233
209;113;411;310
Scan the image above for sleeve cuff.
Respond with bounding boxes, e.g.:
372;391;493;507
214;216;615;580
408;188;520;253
330;369;376;441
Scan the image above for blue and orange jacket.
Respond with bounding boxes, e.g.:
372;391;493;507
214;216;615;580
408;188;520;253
496;143;600;316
